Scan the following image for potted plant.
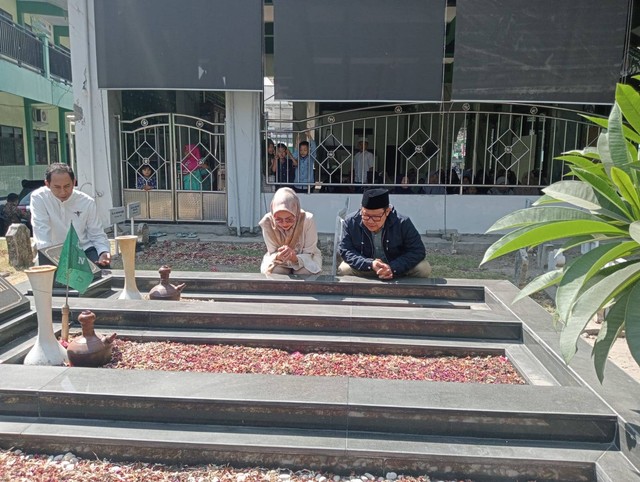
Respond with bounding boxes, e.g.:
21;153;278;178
481;81;640;382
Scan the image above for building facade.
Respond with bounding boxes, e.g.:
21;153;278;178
2;0;636;233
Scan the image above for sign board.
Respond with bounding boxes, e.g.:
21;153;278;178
127;202;141;218
109;207;126;224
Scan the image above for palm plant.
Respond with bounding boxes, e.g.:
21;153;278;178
481;82;640;382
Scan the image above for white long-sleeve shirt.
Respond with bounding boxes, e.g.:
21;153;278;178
30;186;111;255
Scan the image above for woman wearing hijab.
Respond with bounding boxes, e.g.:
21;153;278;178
259;187;322;275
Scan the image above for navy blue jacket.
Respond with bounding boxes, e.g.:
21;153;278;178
338;207;426;276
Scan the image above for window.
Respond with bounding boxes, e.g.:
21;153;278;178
34;130;48;165
0;126;24;166
48;131;59;163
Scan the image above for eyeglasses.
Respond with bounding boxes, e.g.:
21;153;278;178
361;211;387;222
274;216;296;225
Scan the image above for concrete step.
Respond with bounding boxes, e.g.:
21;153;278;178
50;297;522;341
0;311;36;348
109;271;487;302
0;365;616;444
0;414;616;481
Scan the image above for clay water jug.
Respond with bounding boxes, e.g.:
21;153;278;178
149;265;186;301
67;310;117;367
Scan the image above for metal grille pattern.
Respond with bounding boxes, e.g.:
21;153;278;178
118;113;226;222
265;104;603;194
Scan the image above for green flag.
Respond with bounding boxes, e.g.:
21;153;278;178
55;223;93;294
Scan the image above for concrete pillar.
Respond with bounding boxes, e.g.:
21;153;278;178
225;91;261;234
68;0;114;228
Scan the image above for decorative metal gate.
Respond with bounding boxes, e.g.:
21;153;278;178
118;113;226;222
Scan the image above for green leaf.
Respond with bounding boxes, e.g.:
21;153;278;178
598;132;613;176
481;220;627;265
624;283;640;367
487;207;602;233
532;194;563;206
582;114;640;144
606;103;635;171
513;269;563;303
556;155;603;172
560;261;640;363
542;181;604;212
616;83;640;134
569;167;633;221
593;291;629;383
555;241;637;323
610;166;640;218
630;221;640;244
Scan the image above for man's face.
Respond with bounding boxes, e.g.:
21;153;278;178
46;172;74;202
360;206;389;233
299;145;309;158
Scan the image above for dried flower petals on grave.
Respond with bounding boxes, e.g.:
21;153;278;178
104;340;525;384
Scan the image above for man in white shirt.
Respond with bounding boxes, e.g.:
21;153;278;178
31;163;111;267
353;139;375;186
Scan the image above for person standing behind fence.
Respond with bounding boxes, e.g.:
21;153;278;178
271;143;296;189
259;187;322;275
293;138;316;193
353;138;374;188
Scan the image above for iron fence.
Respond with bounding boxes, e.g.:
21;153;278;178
264;103;602;195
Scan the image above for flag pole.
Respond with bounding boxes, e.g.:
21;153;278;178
61;223;71;343
61;286;70;342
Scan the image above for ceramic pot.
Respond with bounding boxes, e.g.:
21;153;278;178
67;310;116;367
149;265;186;301
23;265;68;366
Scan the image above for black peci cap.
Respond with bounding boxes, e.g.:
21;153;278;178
361;188;389;210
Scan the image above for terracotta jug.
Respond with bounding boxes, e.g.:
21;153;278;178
149;265;186;301
67;310;117;367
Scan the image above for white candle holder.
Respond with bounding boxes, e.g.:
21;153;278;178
24;265;68;366
116;235;142;300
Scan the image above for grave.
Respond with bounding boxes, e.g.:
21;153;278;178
35;244;111;297
0;272;638;481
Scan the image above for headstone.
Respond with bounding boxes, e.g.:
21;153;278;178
39;244;102;281
136;222;149;245
514;248;529;288
0;276;30;322
5;223;33;269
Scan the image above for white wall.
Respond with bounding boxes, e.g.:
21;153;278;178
68;0;114;228
260;193;538;234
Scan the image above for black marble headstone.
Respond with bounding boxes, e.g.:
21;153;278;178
38;244;102;284
0;276;30;322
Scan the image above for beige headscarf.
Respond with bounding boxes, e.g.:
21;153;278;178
259;187;306;273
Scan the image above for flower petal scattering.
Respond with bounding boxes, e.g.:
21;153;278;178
104;340;524;384
0;448;539;481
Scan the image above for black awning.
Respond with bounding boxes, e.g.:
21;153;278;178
274;0;446;102
95;0;263;91
452;0;630;104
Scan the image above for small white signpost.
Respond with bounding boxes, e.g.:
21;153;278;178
127;202;141;238
109;207;126;256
